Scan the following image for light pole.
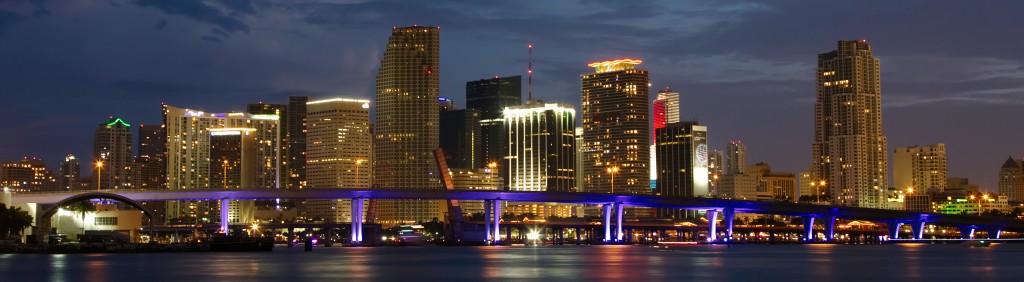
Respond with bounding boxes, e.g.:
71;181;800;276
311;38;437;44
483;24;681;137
607;166;619;194
355;159;364;188
223;159;229;188
95;161;103;192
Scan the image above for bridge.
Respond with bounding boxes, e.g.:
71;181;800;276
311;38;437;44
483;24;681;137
11;188;1024;244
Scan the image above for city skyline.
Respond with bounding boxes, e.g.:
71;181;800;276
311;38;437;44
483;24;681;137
2;1;1024;191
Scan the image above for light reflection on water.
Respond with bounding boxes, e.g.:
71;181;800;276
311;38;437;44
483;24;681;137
3;244;1024;281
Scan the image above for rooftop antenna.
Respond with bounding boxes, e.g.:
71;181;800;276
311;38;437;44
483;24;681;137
528;43;533;102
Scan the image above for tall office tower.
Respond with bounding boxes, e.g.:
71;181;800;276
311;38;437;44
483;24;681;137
466;76;522;166
373;26;442;226
581;59;650;194
575;127;585;193
303;98;371;222
998;157;1024;202
248;103;287;189
655;122;709;197
652;88;680;135
209;128;257;224
893;144;947;193
93;117;134;189
812;40;888;208
503;102;577;192
59;154;81;190
1;157;58;191
439;109;481;169
163;105;280;221
726;141;747;175
708;150;723;195
287;96;308;189
137;124;167;190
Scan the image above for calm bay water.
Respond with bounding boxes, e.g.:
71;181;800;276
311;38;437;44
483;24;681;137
2;244;1023;281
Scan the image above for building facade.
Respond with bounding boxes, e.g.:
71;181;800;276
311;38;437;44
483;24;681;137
466;76;522;167
1;157;58;191
581;59;650;194
998;157;1024;202
812;40;888;208
503;102;576;192
655;122;709;198
726;141;747;175
373;26;443;226
287;96;309;189
137;124;166;190
303;98;372;223
59;154;81;190
439;109;482;169
93;117;133;189
894;144;947;193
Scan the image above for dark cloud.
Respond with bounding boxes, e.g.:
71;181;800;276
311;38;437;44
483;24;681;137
153;19;167;29
0;10;20;34
107;79;201;95
200;35;222;43
134;0;252;34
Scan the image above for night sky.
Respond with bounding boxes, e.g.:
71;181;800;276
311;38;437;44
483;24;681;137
1;1;1022;190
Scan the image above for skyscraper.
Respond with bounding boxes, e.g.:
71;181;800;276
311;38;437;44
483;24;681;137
248;103;287;190
466;76;522;166
59;154;80;190
581;59;650;194
998;157;1024;202
652;88;680;135
137;123;166;190
209;128;257;225
655;122;709;197
812;40;888;208
893;144;947;193
287;96;308;189
373;26;442;225
726;141;747;175
439;109;481;169
304;98;372;222
93;117;133;189
503;102;576;192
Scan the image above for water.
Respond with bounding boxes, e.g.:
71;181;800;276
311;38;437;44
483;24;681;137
2;244;1023;281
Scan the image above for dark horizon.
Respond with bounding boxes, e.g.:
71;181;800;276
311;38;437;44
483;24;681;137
2;1;1023;190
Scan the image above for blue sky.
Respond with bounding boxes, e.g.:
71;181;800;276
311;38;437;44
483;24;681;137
2;0;1023;190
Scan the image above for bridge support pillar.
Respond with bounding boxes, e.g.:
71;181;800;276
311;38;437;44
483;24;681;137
959;227;975;239
615;203;624;242
351;197;363;244
492;200;502;244
824;215;837;242
220;198;230;235
987;227;1002;239
706;209;718;242
802;216;816;242
484;199;493;242
603;204;612;242
911;220;926;240
722;208;734;242
887;222;903;240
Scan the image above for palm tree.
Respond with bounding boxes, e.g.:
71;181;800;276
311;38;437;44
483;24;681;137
0;203;35;239
64;200;95;236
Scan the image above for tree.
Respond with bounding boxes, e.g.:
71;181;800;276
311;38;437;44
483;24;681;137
0;203;35;239
63;200;95;235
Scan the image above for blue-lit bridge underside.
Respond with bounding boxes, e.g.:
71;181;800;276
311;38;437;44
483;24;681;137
13;189;1024;242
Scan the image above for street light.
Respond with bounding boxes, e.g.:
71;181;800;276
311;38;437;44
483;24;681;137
607;166;619;194
487;162;498;189
95;161;103;192
355;159;364;188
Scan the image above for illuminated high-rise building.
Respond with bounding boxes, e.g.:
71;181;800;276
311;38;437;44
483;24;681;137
581;59;650;194
650;88;680;191
304;98;371;222
1;157;58;191
373;26;442;226
655;122;708;197
248;103;287;190
998;157;1024;202
812;40;888;208
287;96;308;189
209;128;257;224
137;124;166;190
503;102;576;192
93;117;133;189
59;154;81;190
466;76;522;166
163;105;280;221
893;144;947;193
726;141;747;175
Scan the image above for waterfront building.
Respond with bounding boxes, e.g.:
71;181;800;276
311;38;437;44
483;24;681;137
466;76;522;167
812;40;888;208
894;144;947;193
448;168;501;216
1;157;58;191
59;154;81;190
93;117;133;189
373;26;443;226
581;59;650;194
503;102;576;192
439;109;481;169
304;98;371;223
997;157;1024;202
934;195;1010;215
